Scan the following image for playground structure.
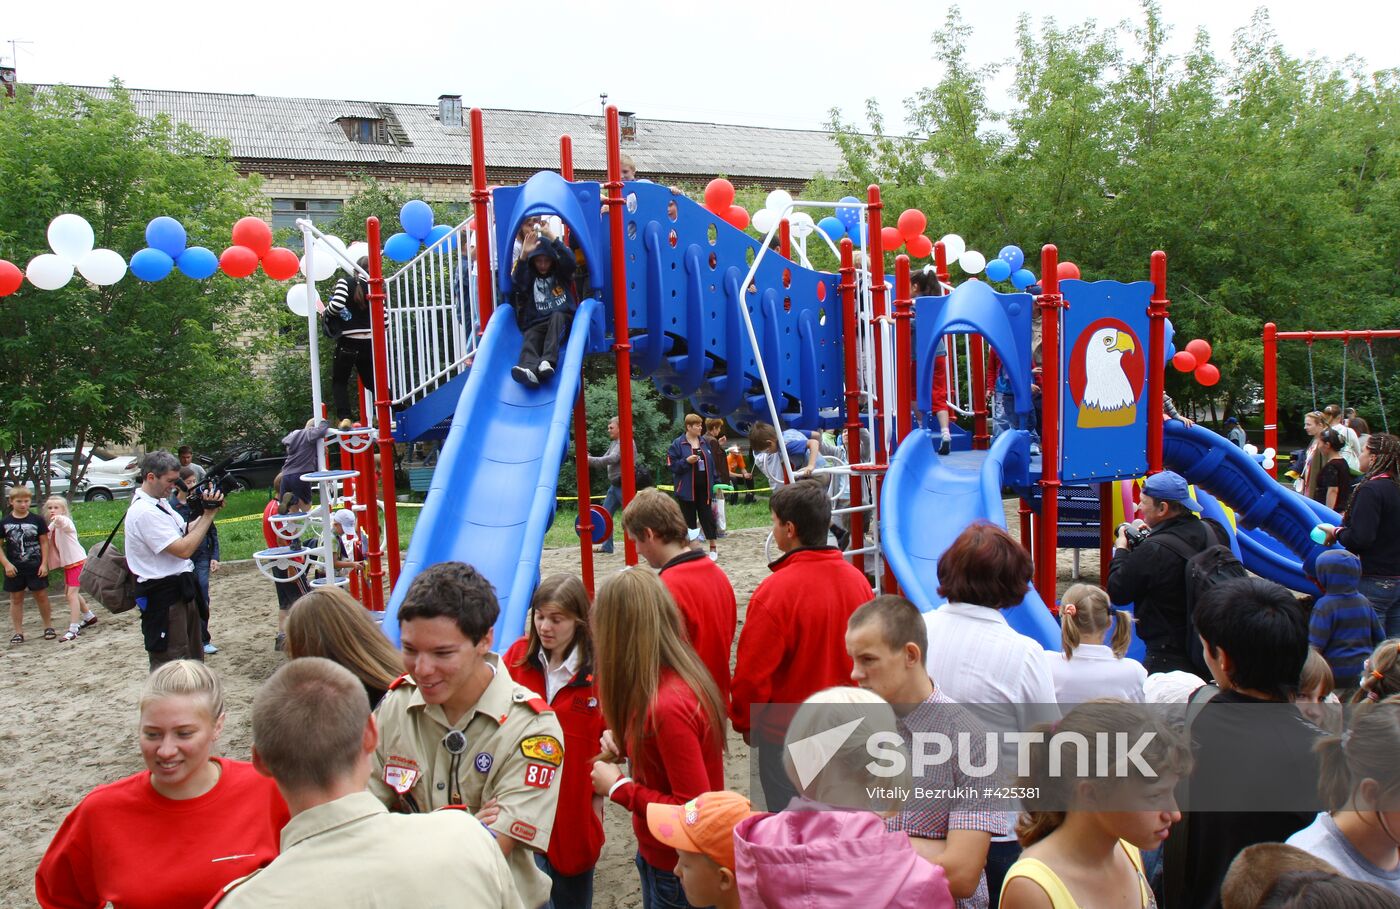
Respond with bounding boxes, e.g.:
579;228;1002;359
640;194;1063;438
244;105;1347;654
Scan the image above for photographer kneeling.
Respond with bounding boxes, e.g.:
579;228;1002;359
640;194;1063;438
1107;470;1230;676
127;451;225;671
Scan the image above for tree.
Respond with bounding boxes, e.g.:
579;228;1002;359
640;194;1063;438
0;82;279;492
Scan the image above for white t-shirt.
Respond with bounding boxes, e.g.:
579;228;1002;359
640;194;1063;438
1044;644;1148;705
124;489;193;583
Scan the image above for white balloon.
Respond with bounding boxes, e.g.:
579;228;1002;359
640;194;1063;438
752;209;777;235
344;242;370;271
27;253;74;290
77;248;127;286
300;247;338;282
47;214;95;264
764;189;794;216
958;250;986;274
286;283;320;317
939;233;966;261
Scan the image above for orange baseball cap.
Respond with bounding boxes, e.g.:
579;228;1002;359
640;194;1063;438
646;791;754;870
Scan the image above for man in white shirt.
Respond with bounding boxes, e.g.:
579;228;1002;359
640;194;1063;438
126;451;223;670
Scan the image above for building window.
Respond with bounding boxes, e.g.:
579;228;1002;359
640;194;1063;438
338;117;388;145
272;199;343;249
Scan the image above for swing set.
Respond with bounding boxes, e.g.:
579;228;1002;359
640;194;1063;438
1262;321;1395;476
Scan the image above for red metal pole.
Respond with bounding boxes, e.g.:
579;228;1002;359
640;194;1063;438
1036;244;1063;606
779;218;791;260
366;215;401;588
560;135;595;594
469;108;494;335
893;255;914;446
1263;322;1278;479
605;106;638;566
839;239;866;576
1147;251;1168;476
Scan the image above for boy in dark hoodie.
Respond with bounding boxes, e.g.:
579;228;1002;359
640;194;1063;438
510;222;577;387
1309;548;1385;689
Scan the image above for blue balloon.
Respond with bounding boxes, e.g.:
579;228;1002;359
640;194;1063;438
425;224;454;248
985;258;1012;282
130;248;174;282
384;232;421;262
399;200;434;241
145;217;187;259
999;245;1025;271
1011;268;1036;290
816;216;846;242
836;196;861;227
176;246;219;280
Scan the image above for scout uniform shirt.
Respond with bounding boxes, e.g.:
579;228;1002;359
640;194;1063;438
370;653;563;909
211;791;523;908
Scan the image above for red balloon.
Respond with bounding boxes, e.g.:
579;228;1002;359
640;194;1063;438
0;259;21;297
1057;261;1081;280
220;245;260;279
896;208;927;241
880;226;904;250
1172;351;1198;372
723;205;749;230
231;217;273;257
704;178;736;214
906;235;934;258
1195;363;1221;387
1185;339;1212;364
261;247;300;281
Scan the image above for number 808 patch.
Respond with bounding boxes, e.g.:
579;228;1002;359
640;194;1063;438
524;762;557;788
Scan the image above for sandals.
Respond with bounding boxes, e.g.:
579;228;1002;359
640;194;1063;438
43;627;57;640
8;633;22;645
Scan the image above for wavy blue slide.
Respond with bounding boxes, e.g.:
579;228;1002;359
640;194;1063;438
382;299;599;647
883;428;1061;648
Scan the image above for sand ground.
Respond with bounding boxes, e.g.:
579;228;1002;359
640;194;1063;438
0;505;1096;909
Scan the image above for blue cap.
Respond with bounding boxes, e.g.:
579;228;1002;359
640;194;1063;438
1142;471;1201;512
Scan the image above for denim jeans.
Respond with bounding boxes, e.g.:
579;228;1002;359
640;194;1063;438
192;556;212;644
635;854;694;909
534;852;594;909
599;483;623;553
1359;575;1400;638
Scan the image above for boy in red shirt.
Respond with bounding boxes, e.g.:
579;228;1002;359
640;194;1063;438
730;479;873;810
623;489;737;707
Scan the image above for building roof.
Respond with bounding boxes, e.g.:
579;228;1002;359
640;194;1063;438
33;85;850;184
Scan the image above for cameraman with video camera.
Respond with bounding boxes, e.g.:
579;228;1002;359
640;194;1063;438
1107;470;1232;676
126;451;225;670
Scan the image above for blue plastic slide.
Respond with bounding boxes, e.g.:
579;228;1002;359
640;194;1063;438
382;299;599;647
1161;420;1333;592
883;428;1061;648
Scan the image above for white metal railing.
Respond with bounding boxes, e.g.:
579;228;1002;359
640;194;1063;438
384;215;481;407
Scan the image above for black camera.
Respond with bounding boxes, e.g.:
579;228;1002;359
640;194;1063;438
1116;521;1149;550
182;475;236;516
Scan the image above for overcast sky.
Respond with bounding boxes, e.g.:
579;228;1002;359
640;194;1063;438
5;0;1396;133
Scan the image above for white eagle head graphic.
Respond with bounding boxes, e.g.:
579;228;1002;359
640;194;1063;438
1082;327;1137;413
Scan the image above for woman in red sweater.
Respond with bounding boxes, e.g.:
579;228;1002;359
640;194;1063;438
590;568;726;909
504;574;606;909
35;660;289;909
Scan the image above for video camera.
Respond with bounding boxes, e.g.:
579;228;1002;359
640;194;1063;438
179;475;237;516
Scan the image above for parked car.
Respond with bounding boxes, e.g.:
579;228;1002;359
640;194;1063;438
51;460;136;501
205;447;286;492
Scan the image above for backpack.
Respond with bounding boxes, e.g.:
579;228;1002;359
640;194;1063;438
1149;519;1247;677
79;514;138;614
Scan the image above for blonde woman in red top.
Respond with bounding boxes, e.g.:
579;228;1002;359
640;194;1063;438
36;661;289;909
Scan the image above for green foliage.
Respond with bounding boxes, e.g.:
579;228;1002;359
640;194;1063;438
826;2;1400;435
0;83;280;491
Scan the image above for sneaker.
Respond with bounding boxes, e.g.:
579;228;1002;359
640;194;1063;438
203;642;220;655
537;360;555;380
938;435;951;456
511;366;539;387
275;632;286;652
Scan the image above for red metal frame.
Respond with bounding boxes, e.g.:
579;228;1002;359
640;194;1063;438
469;108;494;335
1261;324;1400;478
1147;251;1169;475
1035;245;1063;605
604;106;638;566
559;134;596;596
365;215;400;592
